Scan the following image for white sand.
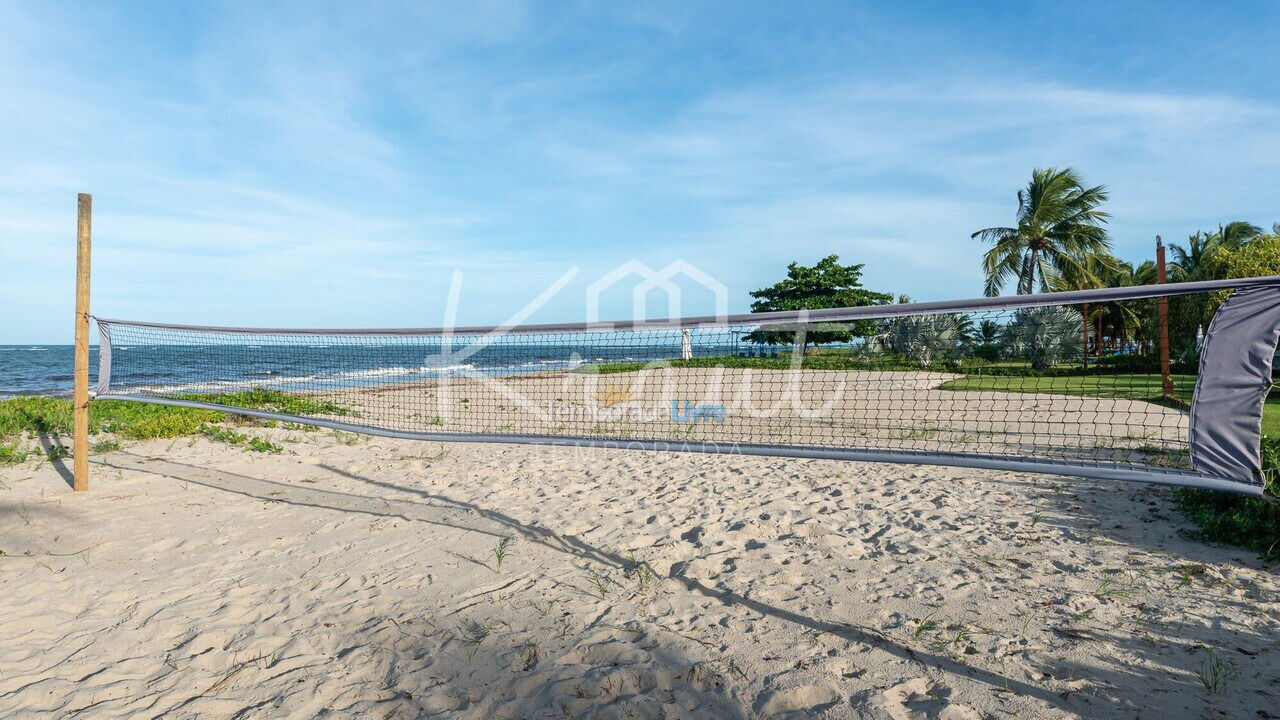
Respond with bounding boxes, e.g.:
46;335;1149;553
332;368;1190;464
2;425;1278;718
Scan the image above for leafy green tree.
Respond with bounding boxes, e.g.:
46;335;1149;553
973;168;1113;296
745;255;892;352
1220;234;1280;281
1168;222;1268;346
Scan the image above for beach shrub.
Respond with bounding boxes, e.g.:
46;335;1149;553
116;411;222;439
970;319;1004;361
201;425;248;445
1171;342;1202;375
971;344;1002;362
246;436;283;454
0;442;30;465
1000;307;1082;370
0;396;224;438
877;314;968;370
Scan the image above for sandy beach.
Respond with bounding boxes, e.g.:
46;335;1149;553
2;415;1277;718
320;367;1191;467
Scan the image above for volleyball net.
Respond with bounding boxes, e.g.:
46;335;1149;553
93;277;1280;496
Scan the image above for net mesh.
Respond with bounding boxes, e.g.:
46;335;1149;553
95;290;1225;475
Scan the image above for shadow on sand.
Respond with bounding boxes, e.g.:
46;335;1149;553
97;451;1089;715
95;451;1279;717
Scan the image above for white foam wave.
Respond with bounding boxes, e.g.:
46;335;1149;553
121;362;479;395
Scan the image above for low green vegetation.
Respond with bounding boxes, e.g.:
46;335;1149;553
0;442;31;465
201;425;248;445
201;425;282;453
1171;436;1280;561
183;387;351;417
0;389;346;460
246;436;283;454
1;395;224;439
1173;484;1280;561
90;439;121;453
587;352;1182;377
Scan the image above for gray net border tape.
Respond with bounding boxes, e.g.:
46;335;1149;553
94;321;113;395
94;275;1280;337
92;393;1265;497
1190;284;1280;485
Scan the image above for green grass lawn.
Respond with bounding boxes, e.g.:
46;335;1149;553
938;372;1280;438
583;355;927;374
938;373;1197;403
1265;398;1280;438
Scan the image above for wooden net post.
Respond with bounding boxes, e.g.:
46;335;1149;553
73;193;92;492
1156;235;1174;399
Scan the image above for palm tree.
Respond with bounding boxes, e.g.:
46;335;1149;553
1169;231;1215;281
1170;222;1263;281
1131;259;1159;286
1090;257;1146;357
973;168;1113;296
1050;252;1124;367
1214;221;1264;249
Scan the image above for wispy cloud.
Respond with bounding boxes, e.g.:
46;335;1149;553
1;3;1278;342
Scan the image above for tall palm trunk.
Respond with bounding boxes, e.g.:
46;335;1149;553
1022;247;1039;295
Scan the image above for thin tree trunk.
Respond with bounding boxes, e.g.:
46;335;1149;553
1096;314;1103;359
1081;303;1089;370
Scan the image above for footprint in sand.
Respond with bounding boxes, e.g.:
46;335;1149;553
754;684;841;716
864;678;980;720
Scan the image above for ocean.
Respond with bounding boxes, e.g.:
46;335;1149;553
0;345;101;397
0;339;749;397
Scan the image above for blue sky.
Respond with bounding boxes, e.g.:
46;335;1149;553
1;1;1278;343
